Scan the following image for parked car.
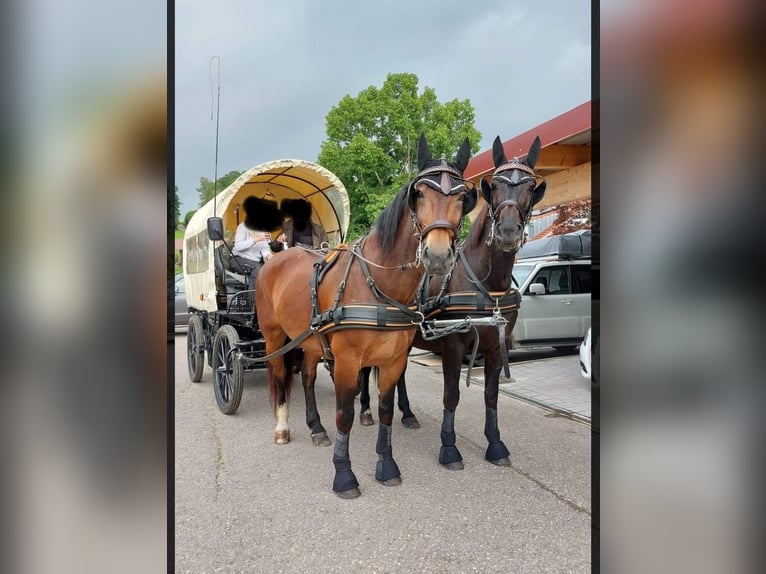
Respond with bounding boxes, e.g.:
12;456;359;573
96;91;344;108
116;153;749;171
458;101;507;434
174;273;190;330
510;255;591;351
579;326;591;379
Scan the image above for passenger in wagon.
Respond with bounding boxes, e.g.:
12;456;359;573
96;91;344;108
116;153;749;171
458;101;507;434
279;198;328;248
232;196;286;289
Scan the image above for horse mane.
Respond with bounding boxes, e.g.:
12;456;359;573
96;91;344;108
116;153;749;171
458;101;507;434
372;184;409;251
464;202;490;249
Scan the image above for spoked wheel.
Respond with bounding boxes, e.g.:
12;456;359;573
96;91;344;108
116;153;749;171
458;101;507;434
187;315;205;382
212;324;244;415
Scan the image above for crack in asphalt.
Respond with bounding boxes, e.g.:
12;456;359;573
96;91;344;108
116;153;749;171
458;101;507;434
413;407;591;517
210;408;224;500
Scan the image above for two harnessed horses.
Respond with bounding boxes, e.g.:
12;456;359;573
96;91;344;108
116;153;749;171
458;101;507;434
254;134;477;498
358;135;547;468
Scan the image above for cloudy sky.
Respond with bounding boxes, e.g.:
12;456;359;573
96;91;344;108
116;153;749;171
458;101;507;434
175;0;591;215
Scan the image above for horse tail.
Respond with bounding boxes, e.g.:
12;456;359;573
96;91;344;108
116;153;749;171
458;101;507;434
283;348;296;402
371;366;379;392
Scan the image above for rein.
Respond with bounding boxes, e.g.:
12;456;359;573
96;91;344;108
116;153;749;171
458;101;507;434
328;240;421;271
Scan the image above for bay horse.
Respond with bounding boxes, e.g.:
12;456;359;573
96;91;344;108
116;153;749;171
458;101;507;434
254;134;477;498
358;135;547;468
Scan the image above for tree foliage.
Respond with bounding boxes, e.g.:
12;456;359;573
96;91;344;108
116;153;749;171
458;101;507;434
196;170;243;207
318;73;481;237
183;210;197;227
173;185;181;228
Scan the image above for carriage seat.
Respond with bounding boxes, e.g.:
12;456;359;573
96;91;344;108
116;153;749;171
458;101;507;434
214;244;251;293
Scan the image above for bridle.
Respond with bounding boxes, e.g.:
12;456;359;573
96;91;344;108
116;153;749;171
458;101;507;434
485;159;543;247
408;160;473;265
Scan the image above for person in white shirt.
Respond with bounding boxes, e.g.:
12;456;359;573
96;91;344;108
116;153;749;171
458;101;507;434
231;196;286;288
232;223;282;263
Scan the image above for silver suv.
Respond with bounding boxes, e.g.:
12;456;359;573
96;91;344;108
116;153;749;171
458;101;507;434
511;256;591;351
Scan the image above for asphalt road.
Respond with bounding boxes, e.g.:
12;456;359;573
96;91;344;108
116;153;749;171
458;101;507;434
175;335;591;573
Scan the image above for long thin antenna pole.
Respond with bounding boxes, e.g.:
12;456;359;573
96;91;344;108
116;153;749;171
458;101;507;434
210;56;221;218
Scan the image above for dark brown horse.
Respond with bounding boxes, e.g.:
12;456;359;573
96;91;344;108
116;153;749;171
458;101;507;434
358;135;547;468
255;134;477;497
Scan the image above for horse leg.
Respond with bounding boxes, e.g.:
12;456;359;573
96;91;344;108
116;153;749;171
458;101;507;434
267;350;293;445
375;361;407;486
439;339;465;470
396;371;420;429
301;352;331;446
483;349;511;465
358;366;374;426
331;362;361;498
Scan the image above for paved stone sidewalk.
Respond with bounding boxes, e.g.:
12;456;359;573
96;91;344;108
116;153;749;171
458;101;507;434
412;350;591;424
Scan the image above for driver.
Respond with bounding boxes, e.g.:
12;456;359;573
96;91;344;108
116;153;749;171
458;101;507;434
232;196;286;289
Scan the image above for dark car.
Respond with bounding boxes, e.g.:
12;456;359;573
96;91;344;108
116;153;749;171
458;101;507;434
174;273;190;330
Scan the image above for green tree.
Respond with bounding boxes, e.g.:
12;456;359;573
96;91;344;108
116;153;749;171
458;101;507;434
183;210;197;227
196;170;243;207
174;185;181;228
318;73;481;237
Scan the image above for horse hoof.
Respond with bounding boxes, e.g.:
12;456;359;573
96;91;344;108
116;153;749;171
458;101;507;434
490;456;511;467
443;461;464;471
359;412;374;426
335;487;361;499
379;476;402;487
401;416;420;429
311;432;331;447
274;430;290;444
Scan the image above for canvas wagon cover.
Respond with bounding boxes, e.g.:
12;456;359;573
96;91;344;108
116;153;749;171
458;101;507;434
183;159;350;312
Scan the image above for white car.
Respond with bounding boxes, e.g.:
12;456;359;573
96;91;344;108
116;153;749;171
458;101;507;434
579;327;591;379
510;256;591;351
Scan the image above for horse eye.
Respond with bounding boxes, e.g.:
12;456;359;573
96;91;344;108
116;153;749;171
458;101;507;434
414;190;423;199
457;193;466;202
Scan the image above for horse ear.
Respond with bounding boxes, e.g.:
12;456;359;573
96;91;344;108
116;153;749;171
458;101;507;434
453;138;471;172
417;132;432;171
531;181;547;206
462;186;478;216
480;176;492;204
525;136;542;168
492;136;506;168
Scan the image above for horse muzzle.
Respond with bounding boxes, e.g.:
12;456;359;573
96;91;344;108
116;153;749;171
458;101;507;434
494;229;525;252
421;245;456;275
418;219;459;275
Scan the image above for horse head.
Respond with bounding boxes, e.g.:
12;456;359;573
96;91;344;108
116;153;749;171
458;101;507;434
408;133;477;274
479;135;547;252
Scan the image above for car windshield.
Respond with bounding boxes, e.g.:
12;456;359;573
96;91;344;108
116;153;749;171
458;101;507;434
512;264;534;286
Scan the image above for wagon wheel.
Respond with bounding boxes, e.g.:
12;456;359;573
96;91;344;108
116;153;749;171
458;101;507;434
212;324;244;415
187;314;205;382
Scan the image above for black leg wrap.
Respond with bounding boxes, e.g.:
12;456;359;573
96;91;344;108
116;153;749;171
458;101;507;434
332;432;359;492
374;424;401;482
485;440;510;462
484;408;501;444
376;458;401;482
439;410;462;464
333;459;359;492
484;408;510;462
439;442;463;465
